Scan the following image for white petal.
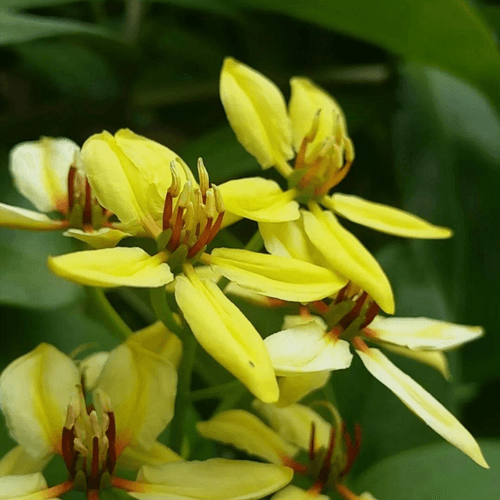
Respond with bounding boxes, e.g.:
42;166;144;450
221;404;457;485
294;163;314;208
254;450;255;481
0;473;49;499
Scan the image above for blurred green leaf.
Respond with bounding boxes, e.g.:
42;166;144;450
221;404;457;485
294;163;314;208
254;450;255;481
393;63;500;383
1;0;82;7
16;41;119;99
233;0;500;110
481;5;500;31
151;0;242;18
0;10;117;45
355;440;500;499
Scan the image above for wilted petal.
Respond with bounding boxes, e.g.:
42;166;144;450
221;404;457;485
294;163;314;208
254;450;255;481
356;347;488;468
0;203;64;231
0;446;53;476
175;274;279;403
272;485;328;500
9;137;77;213
368;316;483;350
379;341;450;380
289;78;347;154
253;401;332;453
0;473;52;499
0;344;80;460
197;410;298;464
63;227;131;248
48;247;173;288
221;57;294;169
276;371;331;408
210;248;347;302
302;208;394;314
265;323;352;376
118;441;182;470
94;340;177;455
133;458;293;499
329;194;452;239
218;178;299;222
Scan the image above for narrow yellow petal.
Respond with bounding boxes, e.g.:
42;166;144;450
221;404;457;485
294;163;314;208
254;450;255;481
264;323;353;375
218;178;299;222
356;347;488;468
0;473;49;499
118;441;182;470
0;203;64;231
0;344;80;460
135;458;293;499
0;446;53;476
197;410;298;464
209;248;347;302
378;342;450;380
272;485;329;500
327;193;453;239
175;274;279;403
9;137;78;213
368;316;483;351
252;401;332;453
221;57;294;169
63;227;130;248
289;77;347;154
95;340;177;453
276;371;331;408
48;247;173;288
302;207;394;313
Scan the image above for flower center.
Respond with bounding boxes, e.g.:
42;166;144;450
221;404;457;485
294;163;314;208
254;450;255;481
159;158;225;261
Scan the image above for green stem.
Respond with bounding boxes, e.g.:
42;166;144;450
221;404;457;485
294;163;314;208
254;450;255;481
150;287;183;335
123;0;143;43
85;287;132;341
189;381;241;401
215;385;247;414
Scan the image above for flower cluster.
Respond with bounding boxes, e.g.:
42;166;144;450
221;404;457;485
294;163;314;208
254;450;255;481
0;57;488;500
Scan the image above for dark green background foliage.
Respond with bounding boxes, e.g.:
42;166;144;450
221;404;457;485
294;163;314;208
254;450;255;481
0;1;499;498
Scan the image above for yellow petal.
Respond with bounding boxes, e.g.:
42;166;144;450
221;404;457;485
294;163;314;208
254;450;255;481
9;137;78;212
272;485;328;500
118;441;182;470
94;340;177;453
135;458;293;499
0;446;53;476
0;202;64;231
48;247;173;288
252;401;332;453
197;410;298;465
356;347;488;468
209;248;347;302
218;178;299;222
289;77;347;154
175;274;279;403
282;315;327;330
0;473;50;499
327;193;453;239
302;207;394;313
368;316;483;350
221;57;294;169
276;371;331;408
0;344;80;460
81;131;161;231
359;493;378;500
264;323;353;376
378;341;450;380
79;352;109;392
63;227;131;248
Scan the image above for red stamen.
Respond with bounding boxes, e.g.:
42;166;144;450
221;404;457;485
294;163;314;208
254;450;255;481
311;300;329;315
162;193;173;231
308;422;316;461
106;411;117;472
298;157;323;189
187;218;213;258
334;284;348;304
299;305;311;318
352;336;369;353
82;179;93;226
34;481;75;499
67;166;77;212
87;490;99;500
205;211;224;245
328;326;343;339
61;427;77;477
169;207;184;250
335;484;359;500
314;427;336;491
315;160;352;196
340;424;362;478
266;297;288;308
91;436;99;479
338;292;368;330
281;455;309;475
360;301;380;329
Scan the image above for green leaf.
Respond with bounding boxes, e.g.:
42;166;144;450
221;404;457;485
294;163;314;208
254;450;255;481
392;63;500;383
16;41;119;99
354;440;500;499
0;10;117;45
232;0;500;110
1;0;83;7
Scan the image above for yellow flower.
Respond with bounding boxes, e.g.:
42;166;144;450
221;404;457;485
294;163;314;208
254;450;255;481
0;328;292;499
198;401;373;500
48;130;351;402
0;137;133;248
262;289;487;468
220;57;454;313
